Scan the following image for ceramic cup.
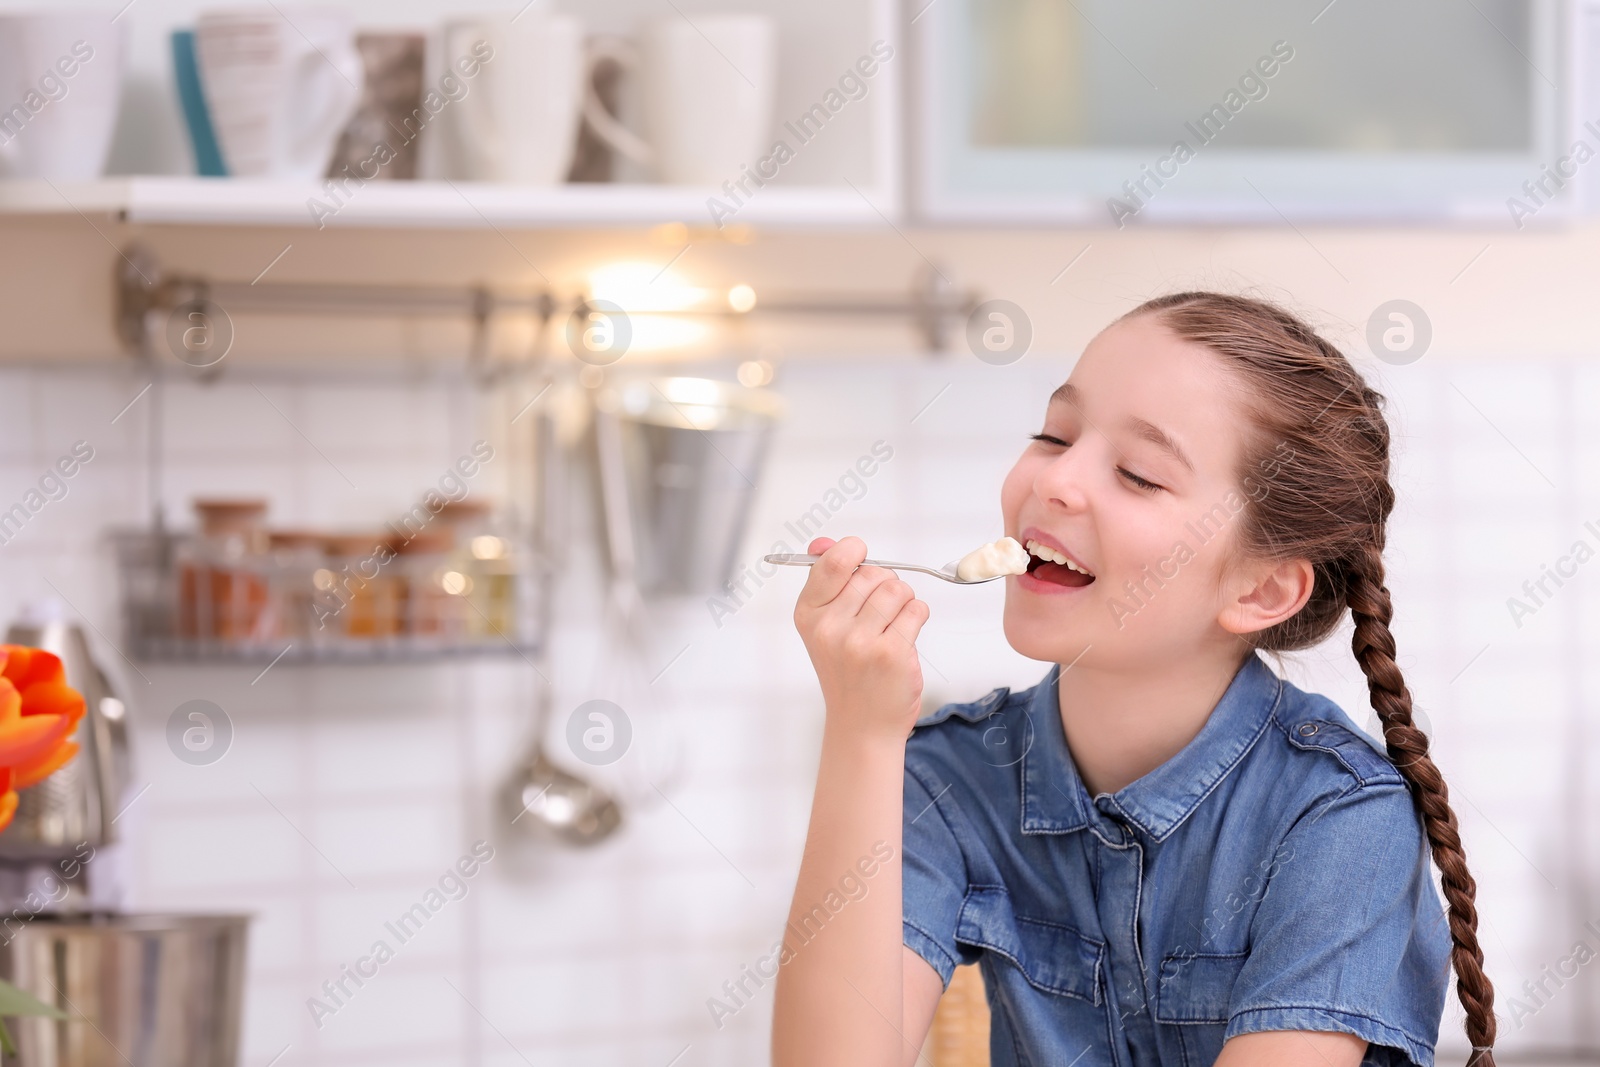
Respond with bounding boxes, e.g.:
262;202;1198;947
194;8;363;180
423;13;586;185
582;15;776;185
327;32;426;180
0;14;126;180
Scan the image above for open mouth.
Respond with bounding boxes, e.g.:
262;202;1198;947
1023;538;1096;588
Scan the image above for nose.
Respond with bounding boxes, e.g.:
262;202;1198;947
1033;433;1101;513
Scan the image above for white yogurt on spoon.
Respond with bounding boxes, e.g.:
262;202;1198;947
955;536;1029;582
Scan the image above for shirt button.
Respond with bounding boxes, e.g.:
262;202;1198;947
1297;722;1319;737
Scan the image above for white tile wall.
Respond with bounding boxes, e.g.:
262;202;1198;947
0;350;1594;1065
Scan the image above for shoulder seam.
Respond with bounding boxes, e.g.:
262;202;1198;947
1281;777;1416;850
1269;714;1404;788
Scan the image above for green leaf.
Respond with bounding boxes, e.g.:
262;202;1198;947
0;1018;13;1057
0;978;67;1020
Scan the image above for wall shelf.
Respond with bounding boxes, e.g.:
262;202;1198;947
0;177;897;230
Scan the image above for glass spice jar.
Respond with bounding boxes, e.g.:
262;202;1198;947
266;530;325;642
390;529;459;642
183;498;270;645
318;533;394;642
465;527;517;638
435;500;516;638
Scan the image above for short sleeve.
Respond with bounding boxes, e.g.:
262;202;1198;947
901;760;977;989
1228;783;1453;1067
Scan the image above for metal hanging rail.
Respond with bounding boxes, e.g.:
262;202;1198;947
114;242;981;362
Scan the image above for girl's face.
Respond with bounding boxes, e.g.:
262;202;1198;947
1001;313;1259;668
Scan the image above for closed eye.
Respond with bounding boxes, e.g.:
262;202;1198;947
1118;468;1162;493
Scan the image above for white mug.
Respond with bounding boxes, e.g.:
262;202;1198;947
584;15;776;185
0;15;125;180
194;8;363;180
424;13;585;185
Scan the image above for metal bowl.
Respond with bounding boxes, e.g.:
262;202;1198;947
0;912;249;1067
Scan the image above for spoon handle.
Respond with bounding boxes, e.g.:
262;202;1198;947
762;553;953;581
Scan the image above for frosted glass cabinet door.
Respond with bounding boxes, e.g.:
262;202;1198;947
915;0;1569;223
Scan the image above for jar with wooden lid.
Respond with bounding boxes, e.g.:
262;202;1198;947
267;530;325;641
181;498;270;643
433;499;491;538
461;526;517;638
390;529;461;641
435;500;516;638
317;533;394;641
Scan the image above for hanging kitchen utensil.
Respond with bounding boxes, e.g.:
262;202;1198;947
0;605;132;857
501;668;623;846
592;402;685;807
499;394;623;846
593;400;644;642
596;376;782;597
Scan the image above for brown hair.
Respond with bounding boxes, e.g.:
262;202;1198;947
1125;292;1495;1066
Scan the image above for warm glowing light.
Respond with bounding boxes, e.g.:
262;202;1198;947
625;316;711;352
737;359;773;387
471;535;507;560
727;284;757;313
650;222;689;246
588;262;709;313
441;571;472;596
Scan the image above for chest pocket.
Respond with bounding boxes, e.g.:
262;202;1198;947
1156;951;1248;1066
1154;951;1248;1022
954;885;1104;1004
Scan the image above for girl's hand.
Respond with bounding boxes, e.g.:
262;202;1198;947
793;536;931;743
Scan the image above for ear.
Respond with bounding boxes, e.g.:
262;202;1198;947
1218;557;1315;636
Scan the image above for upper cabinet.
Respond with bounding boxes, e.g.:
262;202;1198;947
1;0;1591;228
0;0;900;229
914;0;1578;224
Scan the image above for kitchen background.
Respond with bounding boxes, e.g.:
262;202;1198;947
0;0;1597;1065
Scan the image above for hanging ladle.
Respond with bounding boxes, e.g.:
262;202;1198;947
503;668;623;845
500;392;623;846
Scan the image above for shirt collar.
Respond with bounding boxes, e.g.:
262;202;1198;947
1020;651;1283;841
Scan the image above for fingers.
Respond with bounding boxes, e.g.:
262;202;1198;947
832;562;900;618
859;574;915;633
888;596;932;646
794;536;927;639
796;536;865;612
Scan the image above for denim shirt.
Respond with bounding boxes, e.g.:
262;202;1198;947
902;652;1451;1067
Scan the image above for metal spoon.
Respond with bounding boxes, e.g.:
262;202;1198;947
762;553;1013;585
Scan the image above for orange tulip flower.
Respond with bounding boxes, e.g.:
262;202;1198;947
0;645;86;834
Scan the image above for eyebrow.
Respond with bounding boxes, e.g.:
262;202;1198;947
1049;382;1195;474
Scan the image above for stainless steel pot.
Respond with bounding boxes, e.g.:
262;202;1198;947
0;912;249;1067
597;376;782;596
0;615;131;858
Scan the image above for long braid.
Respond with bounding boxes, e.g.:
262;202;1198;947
1347;542;1497;1066
1125;291;1499;1065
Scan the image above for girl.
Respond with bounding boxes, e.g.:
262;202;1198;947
771;293;1495;1067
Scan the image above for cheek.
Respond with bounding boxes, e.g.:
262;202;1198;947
1121;526;1231;610
1107;510;1173;573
